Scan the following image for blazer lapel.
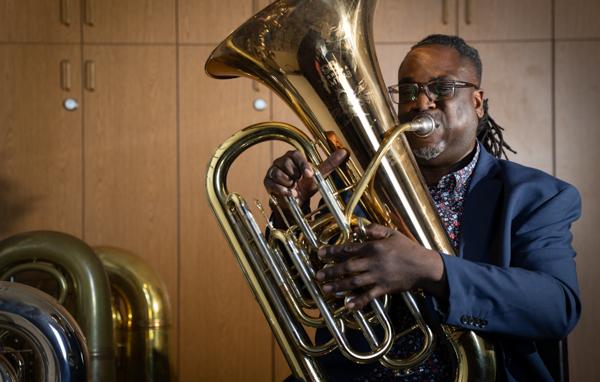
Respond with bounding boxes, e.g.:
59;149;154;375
459;144;503;262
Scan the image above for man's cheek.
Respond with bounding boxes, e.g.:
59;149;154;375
396;109;412;123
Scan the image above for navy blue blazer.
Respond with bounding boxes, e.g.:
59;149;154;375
439;144;581;381
308;144;582;381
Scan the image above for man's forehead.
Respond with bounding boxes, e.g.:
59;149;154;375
398;45;473;82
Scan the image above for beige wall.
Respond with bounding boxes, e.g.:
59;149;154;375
0;0;598;380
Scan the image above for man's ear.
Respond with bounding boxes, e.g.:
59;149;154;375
473;89;484;118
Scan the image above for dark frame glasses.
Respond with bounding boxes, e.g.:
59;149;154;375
388;80;479;104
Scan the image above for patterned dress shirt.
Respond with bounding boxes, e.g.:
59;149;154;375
352;144;480;382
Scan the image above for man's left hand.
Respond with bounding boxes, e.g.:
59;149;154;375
315;223;448;311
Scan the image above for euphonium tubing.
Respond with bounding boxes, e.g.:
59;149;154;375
205;1;496;380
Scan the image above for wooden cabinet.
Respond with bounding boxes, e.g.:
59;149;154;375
82;0;176;43
179;0;254;44
373;0;552;43
179;45;274;382
555;0;600;39
0;0;81;43
473;42;553;172
374;0;458;43
555;41;600;382
458;0;551;41
375;44;412;88
0;45;82;238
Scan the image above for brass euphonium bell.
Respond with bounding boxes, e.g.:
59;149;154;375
205;0;496;380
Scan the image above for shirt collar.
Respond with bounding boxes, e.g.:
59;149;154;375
430;144;480;192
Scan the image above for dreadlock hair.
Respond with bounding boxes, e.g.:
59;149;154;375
411;34;516;159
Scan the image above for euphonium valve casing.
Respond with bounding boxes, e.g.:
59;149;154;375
205;1;496;380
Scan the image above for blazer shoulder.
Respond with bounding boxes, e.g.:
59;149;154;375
494;159;581;213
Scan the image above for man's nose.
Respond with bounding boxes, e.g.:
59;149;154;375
414;91;436;111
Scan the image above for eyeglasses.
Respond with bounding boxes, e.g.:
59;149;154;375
387;80;478;104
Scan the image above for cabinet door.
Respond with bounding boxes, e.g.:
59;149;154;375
0;45;82;238
82;0;176;43
555;41;600;382
374;0;458;43
82;45;178;364
0;0;80;43
555;0;600;39
472;42;553;172
458;0;551;41
179;0;253;44
179;46;274;382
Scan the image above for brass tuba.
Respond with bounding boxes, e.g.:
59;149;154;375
205;0;495;380
94;246;172;382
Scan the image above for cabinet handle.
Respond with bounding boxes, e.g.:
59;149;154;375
84;0;94;26
252;80;260;92
60;60;72;91
465;0;472;25
60;0;70;26
85;61;96;91
441;0;448;25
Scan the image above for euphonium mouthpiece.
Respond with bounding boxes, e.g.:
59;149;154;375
409;115;437;137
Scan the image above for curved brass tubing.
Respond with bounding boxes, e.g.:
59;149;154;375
95;246;172;382
0;231;116;382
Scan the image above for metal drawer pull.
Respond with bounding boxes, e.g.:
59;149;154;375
84;0;94;26
442;0;448;25
60;60;71;91
60;0;71;26
465;0;472;25
85;60;96;91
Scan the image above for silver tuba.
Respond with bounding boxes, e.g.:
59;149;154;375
205;0;495;380
0;231;115;381
0;281;89;381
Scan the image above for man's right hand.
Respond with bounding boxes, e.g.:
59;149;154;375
263;149;348;205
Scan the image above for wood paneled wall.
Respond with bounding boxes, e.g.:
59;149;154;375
0;0;599;381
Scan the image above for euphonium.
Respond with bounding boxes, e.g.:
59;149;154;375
205;1;496;381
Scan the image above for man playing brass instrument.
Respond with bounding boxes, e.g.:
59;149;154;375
265;35;581;381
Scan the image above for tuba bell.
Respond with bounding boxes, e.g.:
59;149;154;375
205;0;495;380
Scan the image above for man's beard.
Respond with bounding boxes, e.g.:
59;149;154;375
412;141;447;160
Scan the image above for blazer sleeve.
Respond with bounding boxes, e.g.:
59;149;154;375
439;185;582;339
